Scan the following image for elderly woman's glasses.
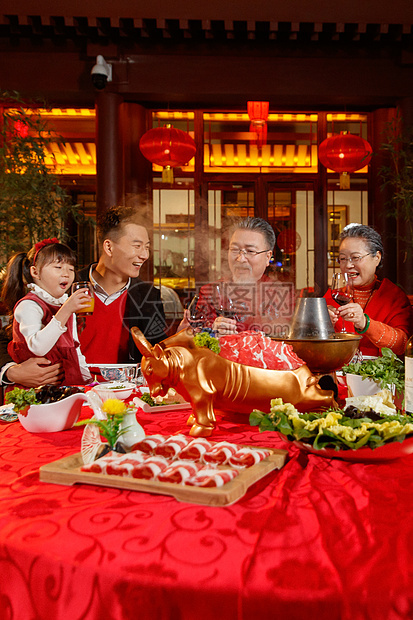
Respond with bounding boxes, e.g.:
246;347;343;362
229;248;270;258
336;253;374;266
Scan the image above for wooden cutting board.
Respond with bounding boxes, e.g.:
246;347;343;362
39;446;288;506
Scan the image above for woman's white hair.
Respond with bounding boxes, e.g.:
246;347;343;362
339;224;384;268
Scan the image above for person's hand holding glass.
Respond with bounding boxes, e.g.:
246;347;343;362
211;284;251;335
330;272;354;332
210;284;239;335
71;281;95;315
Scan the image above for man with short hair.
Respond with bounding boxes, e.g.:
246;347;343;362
77;205;165;364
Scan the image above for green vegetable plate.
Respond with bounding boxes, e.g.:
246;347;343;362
133;388;192;413
292;436;413;462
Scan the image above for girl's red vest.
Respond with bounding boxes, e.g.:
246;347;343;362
8;292;85;385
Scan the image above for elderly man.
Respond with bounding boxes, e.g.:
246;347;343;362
181;217;294;337
0;205;166;389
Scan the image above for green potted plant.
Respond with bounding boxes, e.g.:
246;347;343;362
379;111;413;294
342;348;404;404
0;90;83;270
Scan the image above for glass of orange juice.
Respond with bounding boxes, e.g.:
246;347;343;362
71;281;95;316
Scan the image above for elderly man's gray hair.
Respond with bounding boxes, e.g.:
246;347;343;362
231;217;276;250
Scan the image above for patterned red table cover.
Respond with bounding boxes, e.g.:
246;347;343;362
1;399;413;620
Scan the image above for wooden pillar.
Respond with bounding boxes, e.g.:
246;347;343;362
315;112;328;296
194;110;209;283
95;92;124;219
122;102;153;281
122;102;152;204
369;108;398;285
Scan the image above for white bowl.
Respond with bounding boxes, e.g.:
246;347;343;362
18;392;88;433
87;364;137;382
93;381;135;400
345;373;381;397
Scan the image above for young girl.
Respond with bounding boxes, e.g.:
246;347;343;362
2;237;92;385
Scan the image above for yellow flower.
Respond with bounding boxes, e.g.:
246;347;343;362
102;399;127;415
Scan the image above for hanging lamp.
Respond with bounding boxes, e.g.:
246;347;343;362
13;120;29;138
247;101;269;148
139;124;196;183
318;131;373;189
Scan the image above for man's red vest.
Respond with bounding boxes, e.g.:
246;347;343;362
79;291;129;363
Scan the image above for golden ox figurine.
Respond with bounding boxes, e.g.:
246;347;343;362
131;327;335;437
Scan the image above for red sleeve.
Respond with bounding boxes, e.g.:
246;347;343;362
366;279;413;335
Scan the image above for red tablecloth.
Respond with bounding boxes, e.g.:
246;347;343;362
1;399;413;620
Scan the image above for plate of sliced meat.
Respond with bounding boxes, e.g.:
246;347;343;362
219;332;304;370
39;435;288;506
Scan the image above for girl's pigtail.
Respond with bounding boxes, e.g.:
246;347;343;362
1;252;31;313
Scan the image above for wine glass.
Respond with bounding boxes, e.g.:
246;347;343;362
211;284;237;319
187;295;205;332
124;364;146;387
71;281;95;316
331;272;353;332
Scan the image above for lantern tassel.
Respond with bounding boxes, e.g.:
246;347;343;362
340;172;350;190
162;166;174;184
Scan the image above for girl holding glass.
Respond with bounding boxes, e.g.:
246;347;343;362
2;238;92;385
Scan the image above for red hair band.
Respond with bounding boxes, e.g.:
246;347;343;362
33;237;60;264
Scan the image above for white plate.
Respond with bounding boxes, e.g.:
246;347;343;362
133;388;191;413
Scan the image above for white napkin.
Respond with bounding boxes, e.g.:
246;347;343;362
86;390;107;420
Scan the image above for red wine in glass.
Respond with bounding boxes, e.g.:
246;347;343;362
211;284;237;320
332;291;352;306
331;273;353;332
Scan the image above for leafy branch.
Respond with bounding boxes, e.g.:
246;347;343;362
0;90;84;269
379;111;413;260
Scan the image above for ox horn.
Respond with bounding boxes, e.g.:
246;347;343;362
131;326;154;358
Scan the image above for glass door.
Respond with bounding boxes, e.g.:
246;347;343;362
266;183;315;295
207;181;255;282
207;179;316;294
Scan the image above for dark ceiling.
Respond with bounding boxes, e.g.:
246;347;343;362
1;11;413;110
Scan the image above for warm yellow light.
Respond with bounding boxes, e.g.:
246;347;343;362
155;111;194;120
327;113;367;122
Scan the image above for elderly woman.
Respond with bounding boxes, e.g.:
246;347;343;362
325;223;413;356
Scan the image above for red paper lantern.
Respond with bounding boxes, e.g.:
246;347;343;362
247;101;269;148
249;123;268;148
319;131;373;189
13;120;29;138
277;229;302;254
139;124;196;183
247;101;269;124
